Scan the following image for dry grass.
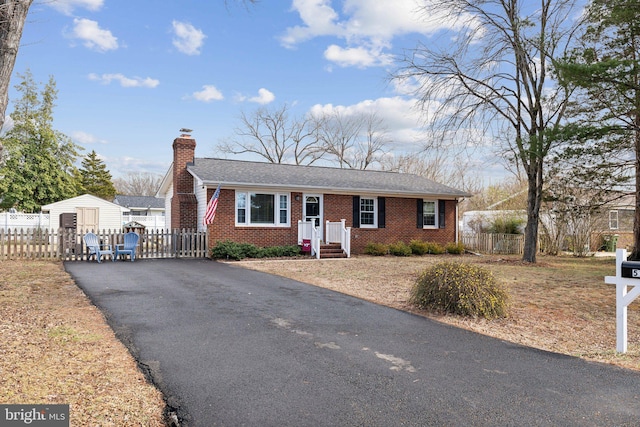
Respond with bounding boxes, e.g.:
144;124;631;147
0;260;165;426
233;253;640;371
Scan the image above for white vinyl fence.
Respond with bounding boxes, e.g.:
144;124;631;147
1;212;165;232
1;212;49;231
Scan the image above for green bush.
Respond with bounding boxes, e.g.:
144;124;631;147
260;245;301;258
389;241;412;256
210;240;301;260
410;261;509;319
445;242;465;254
425;241;445;255
488;216;524;234
410;240;430;255
239;242;261;258
364;242;388;256
211;240;249;260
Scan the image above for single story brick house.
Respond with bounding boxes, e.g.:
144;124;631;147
157;133;471;256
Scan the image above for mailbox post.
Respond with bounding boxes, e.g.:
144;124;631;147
604;249;640;353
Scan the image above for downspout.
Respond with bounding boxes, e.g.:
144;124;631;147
456;198;464;243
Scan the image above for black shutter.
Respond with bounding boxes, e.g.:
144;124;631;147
352;196;360;228
378;197;385;228
439;200;446;229
417;199;424;228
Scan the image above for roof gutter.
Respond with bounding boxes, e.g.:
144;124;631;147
197;179;471;200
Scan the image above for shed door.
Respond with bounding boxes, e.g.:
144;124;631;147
76;207;99;232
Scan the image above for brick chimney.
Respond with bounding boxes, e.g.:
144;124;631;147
171;133;198;229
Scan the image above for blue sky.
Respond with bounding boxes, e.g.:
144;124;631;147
8;0;506;181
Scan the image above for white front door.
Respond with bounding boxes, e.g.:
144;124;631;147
303;194;323;241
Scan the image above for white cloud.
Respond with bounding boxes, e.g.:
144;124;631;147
71;130;108;145
71;18;118;52
49;0;104;15
324;44;393;68
190;85;224;102
282;0;467;68
309;96;428;147
111;156;170;177
88;73;160;88
248;88;275;105
280;0;341;47
172;21;206;55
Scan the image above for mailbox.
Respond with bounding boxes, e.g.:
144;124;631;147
621;261;640;278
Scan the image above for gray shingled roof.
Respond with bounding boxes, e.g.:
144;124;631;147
188;158;470;198
114;195;165;209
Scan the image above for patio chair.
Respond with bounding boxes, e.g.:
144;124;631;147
115;232;140;262
83;232;113;263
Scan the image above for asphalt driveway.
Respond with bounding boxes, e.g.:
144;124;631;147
65;258;640;426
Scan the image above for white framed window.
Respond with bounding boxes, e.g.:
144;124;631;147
279;195;288;225
236;191;290;227
360;197;377;228
423;200;437;228
609;210;619;230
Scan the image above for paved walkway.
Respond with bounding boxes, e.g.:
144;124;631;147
65;259;640;426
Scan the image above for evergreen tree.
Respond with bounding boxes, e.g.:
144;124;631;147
0;70;82;212
79;150;116;200
555;0;640;258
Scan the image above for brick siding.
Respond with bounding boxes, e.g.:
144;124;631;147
171;136;197;229
206;190;458;254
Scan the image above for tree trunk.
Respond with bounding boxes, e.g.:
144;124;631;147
631;36;640;261
0;0;32;132
523;160;543;263
631;119;640;260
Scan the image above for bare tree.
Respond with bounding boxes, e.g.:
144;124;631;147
113;171;163;196
316;111;389;170
218;104;324;165
540;178;606;257
395;0;580;262
357;113;391;170
382;147;485;198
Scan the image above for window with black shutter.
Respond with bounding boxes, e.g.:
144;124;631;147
352;196;360;228
439;200;446;229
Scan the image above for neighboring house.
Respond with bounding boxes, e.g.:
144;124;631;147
592;194;635;251
113;195;165;216
157;134;471;255
41;194;129;231
113;195;166;230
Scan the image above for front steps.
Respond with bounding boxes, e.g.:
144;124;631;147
319;243;347;259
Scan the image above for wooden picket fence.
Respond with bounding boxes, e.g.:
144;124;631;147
0;228;208;261
462;232;525;255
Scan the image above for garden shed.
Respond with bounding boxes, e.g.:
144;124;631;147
42;194;130;232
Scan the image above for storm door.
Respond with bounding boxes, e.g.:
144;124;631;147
303;195;323;240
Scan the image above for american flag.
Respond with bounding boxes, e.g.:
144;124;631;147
203;184;221;226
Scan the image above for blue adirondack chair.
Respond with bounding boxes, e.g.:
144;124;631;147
115;232;140;262
83;232;113;263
